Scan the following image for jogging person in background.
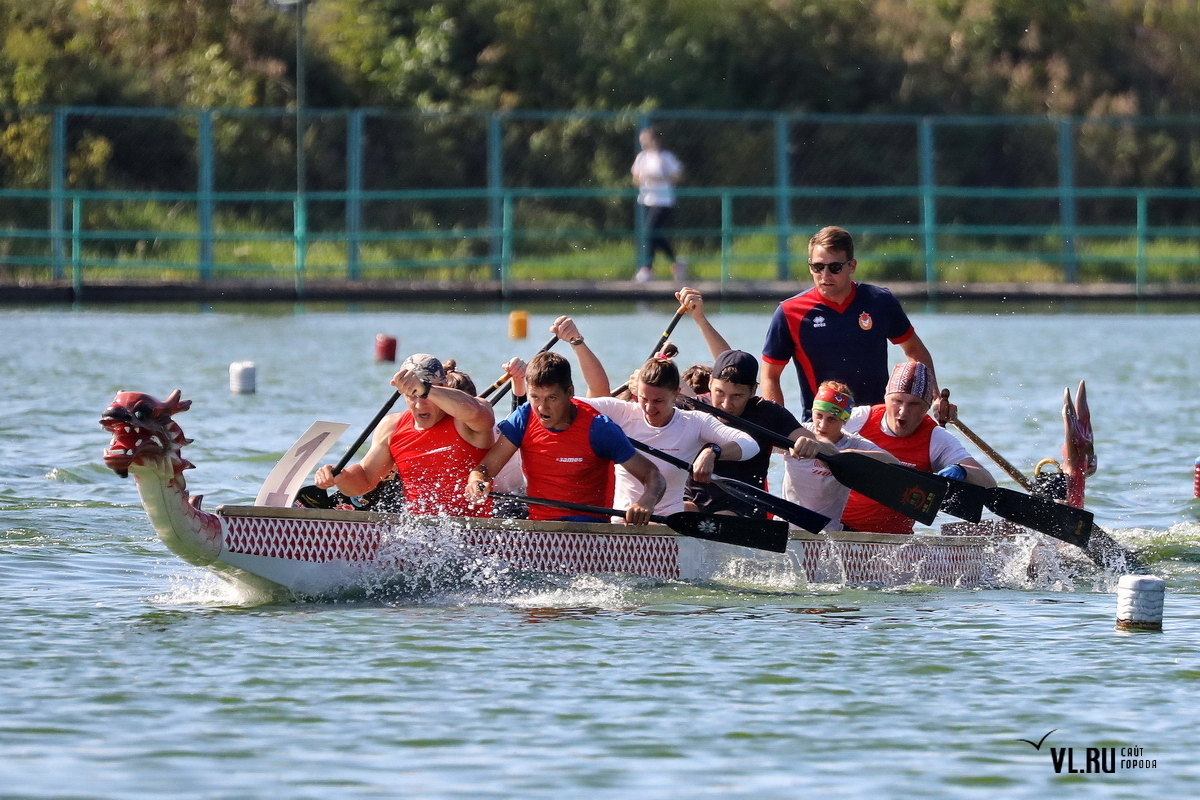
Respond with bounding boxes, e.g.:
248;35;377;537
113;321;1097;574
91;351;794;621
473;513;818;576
761;226;950;423
632;127;686;282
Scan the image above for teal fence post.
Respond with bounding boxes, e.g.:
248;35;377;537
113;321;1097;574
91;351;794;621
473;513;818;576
720;192;733;286
1057;118;1079;283
488;113;503;281
1136;192;1148;294
346;109;363;280
50;109;67;280
775;114;791;280
919;118;937;285
294;197;306;298
500;193;513;295
198;110;214;281
71;196;82;300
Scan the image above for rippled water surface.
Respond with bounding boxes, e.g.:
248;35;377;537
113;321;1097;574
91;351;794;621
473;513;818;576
3;302;1200;798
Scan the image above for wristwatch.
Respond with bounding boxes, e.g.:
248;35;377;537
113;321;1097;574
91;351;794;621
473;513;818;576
417;379;432;398
568;336;585;346
702;443;722;459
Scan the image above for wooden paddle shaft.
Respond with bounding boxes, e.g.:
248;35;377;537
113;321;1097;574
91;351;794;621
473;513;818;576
332;391;401;475
950;419;1033;491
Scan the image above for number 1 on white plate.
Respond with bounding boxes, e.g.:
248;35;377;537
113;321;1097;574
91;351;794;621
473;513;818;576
255;421;350;507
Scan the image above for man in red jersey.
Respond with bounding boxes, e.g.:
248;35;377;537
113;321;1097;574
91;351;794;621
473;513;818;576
466;351;665;525
761;226;950;423
314;353;496;517
840;362;995;534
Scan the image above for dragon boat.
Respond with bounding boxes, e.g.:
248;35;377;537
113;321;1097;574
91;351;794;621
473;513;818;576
100;390;1090;597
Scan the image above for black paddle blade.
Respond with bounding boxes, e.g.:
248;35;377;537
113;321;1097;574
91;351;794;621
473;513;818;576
293;484;337;509
711;476;830;534
822;453;945;525
939;478;986;523
984;487;1093;548
664;512;790;553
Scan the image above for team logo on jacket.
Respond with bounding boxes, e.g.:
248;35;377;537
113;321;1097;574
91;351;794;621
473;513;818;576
812;315;826;328
858;312;873;330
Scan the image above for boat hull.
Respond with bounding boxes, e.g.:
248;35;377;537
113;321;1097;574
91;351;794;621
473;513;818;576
206;506;1037;595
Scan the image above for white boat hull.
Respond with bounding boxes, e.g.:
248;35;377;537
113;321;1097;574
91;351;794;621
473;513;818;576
207;506;1039;595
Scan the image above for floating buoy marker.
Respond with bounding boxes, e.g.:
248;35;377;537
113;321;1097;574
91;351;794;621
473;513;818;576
375;334;397;362
509;310;529;340
1116;575;1165;632
229;361;257;394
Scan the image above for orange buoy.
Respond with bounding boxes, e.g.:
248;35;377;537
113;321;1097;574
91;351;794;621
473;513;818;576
508;310;529;340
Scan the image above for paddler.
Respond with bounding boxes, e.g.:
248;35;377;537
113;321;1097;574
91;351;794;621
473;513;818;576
314;353;496;517
840;362;996;534
781;381;898;531
465;351;665;524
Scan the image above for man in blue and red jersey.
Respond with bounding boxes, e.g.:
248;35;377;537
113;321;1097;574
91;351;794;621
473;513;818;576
465;351;665;525
761;226;949;422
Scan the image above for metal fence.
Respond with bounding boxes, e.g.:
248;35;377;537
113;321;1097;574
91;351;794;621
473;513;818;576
2;107;1199;291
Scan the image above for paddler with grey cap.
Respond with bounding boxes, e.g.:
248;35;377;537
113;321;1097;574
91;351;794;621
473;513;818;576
314;353;496;517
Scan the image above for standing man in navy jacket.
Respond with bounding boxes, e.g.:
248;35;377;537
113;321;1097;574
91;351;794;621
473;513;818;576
761;226;949;423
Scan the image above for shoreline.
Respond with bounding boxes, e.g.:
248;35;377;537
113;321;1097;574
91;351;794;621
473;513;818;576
4;278;1200;305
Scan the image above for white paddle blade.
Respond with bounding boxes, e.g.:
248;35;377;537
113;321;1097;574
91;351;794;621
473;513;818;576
255;421;350;507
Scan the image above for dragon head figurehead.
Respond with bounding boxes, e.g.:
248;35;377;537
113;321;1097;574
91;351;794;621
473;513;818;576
100;389;195;478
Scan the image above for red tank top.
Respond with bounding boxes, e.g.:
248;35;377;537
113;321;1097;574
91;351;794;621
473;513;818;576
841;405;937;534
521;399;613;521
389;410;490;517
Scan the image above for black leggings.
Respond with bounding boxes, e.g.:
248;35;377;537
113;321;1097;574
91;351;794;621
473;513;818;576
643;205;677;267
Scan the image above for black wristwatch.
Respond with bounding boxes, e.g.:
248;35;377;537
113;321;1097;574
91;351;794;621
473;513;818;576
702;442;722;459
417;379;432;398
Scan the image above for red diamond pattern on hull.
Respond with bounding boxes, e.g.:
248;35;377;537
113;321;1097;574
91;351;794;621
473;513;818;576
223;516;386;562
461;529;681;580
796;540;986;587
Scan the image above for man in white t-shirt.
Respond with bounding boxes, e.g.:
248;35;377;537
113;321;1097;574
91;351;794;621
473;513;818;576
840;362;995;534
631;127;685;282
582;356;759;517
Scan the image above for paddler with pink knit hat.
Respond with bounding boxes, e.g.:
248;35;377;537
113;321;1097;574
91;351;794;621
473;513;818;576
839;362;996;534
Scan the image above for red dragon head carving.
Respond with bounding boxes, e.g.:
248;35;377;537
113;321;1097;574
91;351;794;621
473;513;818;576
100;389;194;478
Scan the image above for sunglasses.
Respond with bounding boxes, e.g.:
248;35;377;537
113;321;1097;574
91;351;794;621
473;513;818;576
808;261;849;275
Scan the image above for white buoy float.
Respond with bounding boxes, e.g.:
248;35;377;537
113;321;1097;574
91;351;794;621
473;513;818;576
229;361;257;394
1116;574;1165;632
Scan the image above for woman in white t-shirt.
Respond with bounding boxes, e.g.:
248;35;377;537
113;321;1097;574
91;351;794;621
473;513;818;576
583;356;758;517
631;127;685;282
782;381;898;531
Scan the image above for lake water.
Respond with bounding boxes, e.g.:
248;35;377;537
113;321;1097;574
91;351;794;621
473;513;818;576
3;301;1200;798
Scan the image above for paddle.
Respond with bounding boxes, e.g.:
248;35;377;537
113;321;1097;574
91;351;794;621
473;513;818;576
626;438;831;534
611;307;687;396
982;485;1093;548
678;395;946;525
490;492;790;553
950;418;1034;491
484;334;559;407
293;390;402;508
950;411;1142;565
